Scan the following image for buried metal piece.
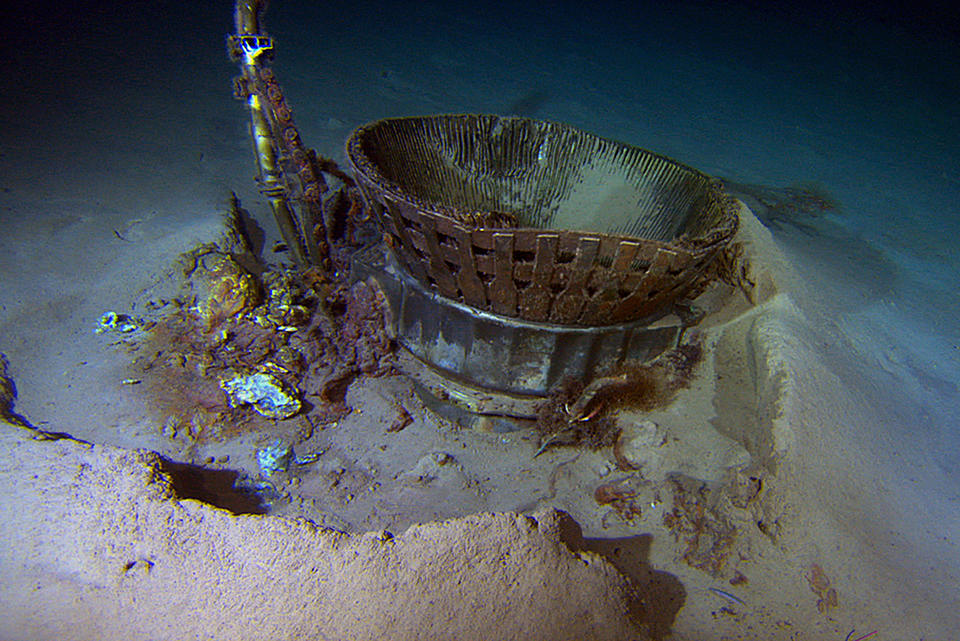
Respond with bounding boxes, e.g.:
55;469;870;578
345;115;736;418
352;245;683;418
220;372;301;420
94;311;143;335
257;439;293;476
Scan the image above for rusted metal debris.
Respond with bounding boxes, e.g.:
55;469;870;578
229;0;362;274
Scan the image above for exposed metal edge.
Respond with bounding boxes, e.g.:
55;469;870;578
351;243;683;410
396;349;542;419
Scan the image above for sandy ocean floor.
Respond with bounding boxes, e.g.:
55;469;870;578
1;1;959;639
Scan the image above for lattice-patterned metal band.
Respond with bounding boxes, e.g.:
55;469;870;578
347;114;738;326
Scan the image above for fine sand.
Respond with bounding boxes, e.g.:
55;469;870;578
2;2;958;639
1;202;955;639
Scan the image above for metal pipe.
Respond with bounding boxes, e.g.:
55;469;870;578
234;0;262;34
231;0;309;266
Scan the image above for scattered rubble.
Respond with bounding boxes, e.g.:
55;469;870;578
220;372;300;420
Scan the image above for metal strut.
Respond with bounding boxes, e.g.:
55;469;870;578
228;0;332;270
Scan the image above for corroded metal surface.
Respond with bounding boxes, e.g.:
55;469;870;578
352;245;682;416
229;3;360;272
347;114;738;326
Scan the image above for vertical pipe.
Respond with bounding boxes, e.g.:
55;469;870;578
232;0;309;266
